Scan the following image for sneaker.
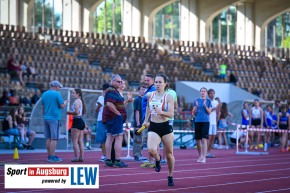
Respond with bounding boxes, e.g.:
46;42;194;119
161;159;167;164
155;155;161;172
206;153;215;158
113;160;128;168
217;145;223;150
223;145;229;149
85;146;93;150
168;176;174;186
47;155;62;162
26;145;35;150
140;162;155;168
134;156;147;161
18;144;24;149
105;159;114;167
99;155;106;162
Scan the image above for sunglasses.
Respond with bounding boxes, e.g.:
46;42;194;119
115;80;122;83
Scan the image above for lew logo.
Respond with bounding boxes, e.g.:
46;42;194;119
70;167;98;186
5;164;99;189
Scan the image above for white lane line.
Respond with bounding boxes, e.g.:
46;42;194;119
256;188;290;193
100;167;290;187
100;160;290;178
135;176;290;193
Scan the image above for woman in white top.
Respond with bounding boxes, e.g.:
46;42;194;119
67;88;86;162
248;99;263;150
143;74;175;186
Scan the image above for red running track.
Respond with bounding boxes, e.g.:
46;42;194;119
1;148;290;193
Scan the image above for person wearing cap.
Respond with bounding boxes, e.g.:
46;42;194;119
41;80;69;162
95;83;110;162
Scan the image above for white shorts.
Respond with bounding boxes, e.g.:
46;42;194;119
209;124;217;135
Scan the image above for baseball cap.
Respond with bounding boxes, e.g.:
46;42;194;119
50;80;63;88
101;83;110;90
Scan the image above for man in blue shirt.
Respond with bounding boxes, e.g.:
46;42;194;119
42;80;68;162
140;74;156;168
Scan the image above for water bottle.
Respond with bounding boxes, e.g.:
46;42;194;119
264;143;268;151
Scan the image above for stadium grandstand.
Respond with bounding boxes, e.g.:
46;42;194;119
0;0;289;147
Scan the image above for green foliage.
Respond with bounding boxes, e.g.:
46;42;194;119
154;1;179;39
95;0;122;34
35;0;62;29
282;36;290;48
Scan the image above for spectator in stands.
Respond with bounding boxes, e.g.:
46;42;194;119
2;108;26;149
6;55;24;85
217;102;233;149
229;73;237;85
19;58;27;78
31;89;41;105
41;80;69;162
141;74;156;168
133;85;147;161
277;105;290;152
0;90;10;107
192;87;212;163
249;99;263;150
206;89;219;158
26;63;37;78
8;90;20;106
142;73;175;186
17;106;35;149
219;63;227;79
66;88;86;162
95;83;110;162
103;74;128;168
83;124;93;150
20;95;31;106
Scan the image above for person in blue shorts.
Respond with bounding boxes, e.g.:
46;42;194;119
41;80;69;162
95;83;110;161
103;75;128;168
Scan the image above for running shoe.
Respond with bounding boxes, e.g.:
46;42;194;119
161;159;167;164
99;155;106;162
206;153;216;158
155;155;161;172
140;162;155;168
85;146;93;150
134;156;147;161
105;159;114;167
47;155;62;162
113;160;128;168
168;176;174;186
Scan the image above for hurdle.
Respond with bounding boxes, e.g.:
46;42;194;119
235;125;268;155
233;125;290;155
121;123;134;160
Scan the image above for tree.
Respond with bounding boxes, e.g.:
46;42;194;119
35;0;62;29
95;0;122;34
